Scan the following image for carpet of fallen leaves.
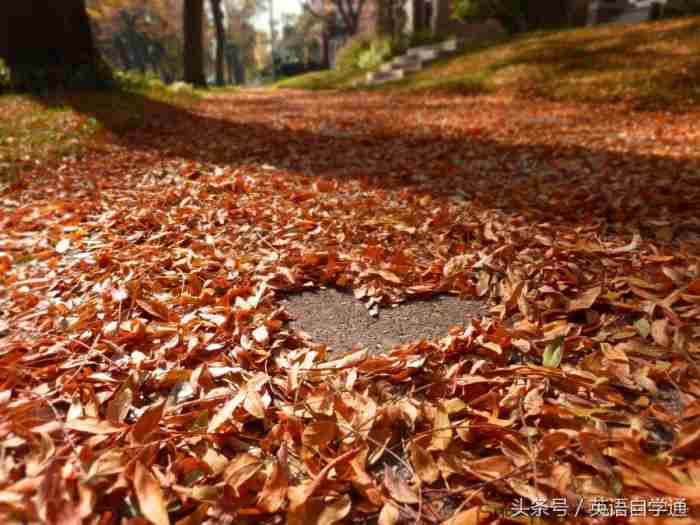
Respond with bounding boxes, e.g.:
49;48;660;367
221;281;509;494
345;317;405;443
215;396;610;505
1;88;700;525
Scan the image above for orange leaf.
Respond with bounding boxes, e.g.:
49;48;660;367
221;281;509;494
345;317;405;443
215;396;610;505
429;402;452;451
257;445;289;513
567;286;601;312
410;444;439;484
302;419;337;449
688;277;700;295
131;401;165;444
208;392;244;432
316;495;351;525
313;348;368;370
65;418;125;435
105;382;133;423
378;501;400;525
288;448;361;521
442;506;480;525
245;385;268;418
134;462;170;525
651;318;670;347
224;453;264;493
136;298;173;321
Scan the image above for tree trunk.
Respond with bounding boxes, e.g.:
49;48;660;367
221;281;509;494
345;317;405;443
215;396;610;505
184;0;207;86
321;32;331;69
210;0;226;86
0;0;99;76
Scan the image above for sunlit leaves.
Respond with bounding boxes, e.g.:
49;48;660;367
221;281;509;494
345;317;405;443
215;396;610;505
2;85;700;525
134;462;170;525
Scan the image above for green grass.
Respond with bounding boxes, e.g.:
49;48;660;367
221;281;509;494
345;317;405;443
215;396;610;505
0;86;198;189
276;16;700;109
274;69;365;90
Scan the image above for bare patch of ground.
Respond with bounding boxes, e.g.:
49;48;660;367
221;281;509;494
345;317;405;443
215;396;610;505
280;288;486;354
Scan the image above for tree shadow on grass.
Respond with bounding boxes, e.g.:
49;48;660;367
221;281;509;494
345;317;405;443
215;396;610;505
33;87;700;237
485;17;700;107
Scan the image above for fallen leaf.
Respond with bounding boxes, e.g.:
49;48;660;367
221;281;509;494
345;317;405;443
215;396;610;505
429;402;452;451
568;286;601;311
208;392;244;432
378;501;400;525
543;336;565;368
442;506;480;525
257;445;288;513
131;401;165;443
134;462;170;525
253;325;269;344
65;418;125;435
55;238;71;254
383;466;419;504
410;444;439;484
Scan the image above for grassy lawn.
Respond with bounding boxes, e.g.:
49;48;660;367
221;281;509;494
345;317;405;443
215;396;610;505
277;16;700;109
274;68;365;90
0;87;197;188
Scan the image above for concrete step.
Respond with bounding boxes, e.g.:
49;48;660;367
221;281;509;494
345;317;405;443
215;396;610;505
406;47;441;61
365;38;463;87
392;55;422;68
615;7;651;22
379;55;422;74
366;69;404;83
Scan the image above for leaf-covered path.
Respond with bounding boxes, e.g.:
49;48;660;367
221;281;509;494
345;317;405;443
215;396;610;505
1;88;700;524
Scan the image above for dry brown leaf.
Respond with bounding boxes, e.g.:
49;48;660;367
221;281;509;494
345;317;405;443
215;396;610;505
383;466;419;504
409;444;439;484
131;401;165;443
316;495;352;525
378;501;400;525
105;382;133;423
288;448;362;522
652;318;670;347
429;402;452;451
313;348;368;370
136;298;173;321
134;462;170;525
257;445;289;513
568;285;602;311
65;418;125;435
208;392;244;432
441;506;480;525
302;419;337;449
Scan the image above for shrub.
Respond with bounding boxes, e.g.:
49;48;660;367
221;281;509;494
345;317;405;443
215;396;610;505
336;33;397;71
113;70;166;92
358;39;393;70
336;32;377;71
